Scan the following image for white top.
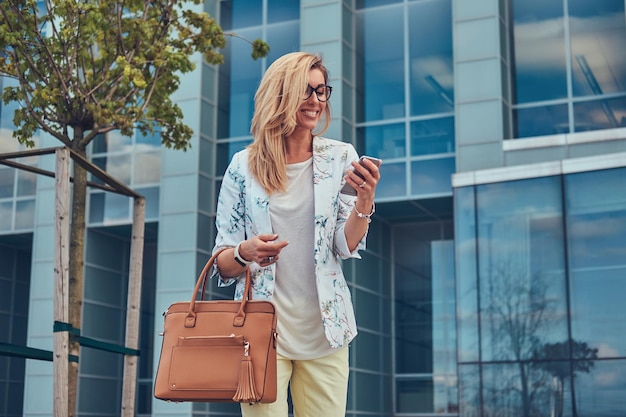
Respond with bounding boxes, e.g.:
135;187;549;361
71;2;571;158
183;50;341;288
269;157;334;359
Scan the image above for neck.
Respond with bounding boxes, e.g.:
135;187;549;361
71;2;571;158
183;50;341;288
284;130;313;164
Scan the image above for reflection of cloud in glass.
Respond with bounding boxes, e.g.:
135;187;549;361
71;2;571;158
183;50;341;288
134;152;161;185
570;217;626;238
514;17;565;70
594;370;619;386
596;343;620;358
0;130;40;154
515;13;625;93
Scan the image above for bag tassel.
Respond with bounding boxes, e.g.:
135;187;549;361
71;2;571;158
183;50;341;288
233;342;259;403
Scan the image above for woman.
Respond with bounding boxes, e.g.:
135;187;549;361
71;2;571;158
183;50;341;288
211;51;380;417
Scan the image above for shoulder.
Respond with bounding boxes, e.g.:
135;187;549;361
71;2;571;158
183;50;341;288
226;148;250;172
313;136;358;160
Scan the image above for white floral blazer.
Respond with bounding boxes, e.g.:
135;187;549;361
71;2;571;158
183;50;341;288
210;136;366;348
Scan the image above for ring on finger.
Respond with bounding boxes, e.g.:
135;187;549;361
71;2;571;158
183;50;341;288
262;256;274;264
358;181;366;188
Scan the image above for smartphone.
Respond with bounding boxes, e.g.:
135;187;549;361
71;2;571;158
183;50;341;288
340;155;382;196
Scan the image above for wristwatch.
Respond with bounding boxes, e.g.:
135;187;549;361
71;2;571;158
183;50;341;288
233;242;252;267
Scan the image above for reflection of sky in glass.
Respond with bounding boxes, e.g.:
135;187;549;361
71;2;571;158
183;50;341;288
411;157;454;196
515;104;568;138
566;168;626;358
15;199;35;230
0;168;14;198
457;168;626;414
376;162;405;199
409;1;453;116
570;0;626;97
411;117;454;156
224;28;263;139
267;0;299;23
455;187;479;363
512;0;566;103
512;0;626;135
477;177;568;362
575;360;626;416
356;7;404;122
0;201;12;231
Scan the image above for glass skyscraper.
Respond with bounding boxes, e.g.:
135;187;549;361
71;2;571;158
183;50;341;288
1;0;625;416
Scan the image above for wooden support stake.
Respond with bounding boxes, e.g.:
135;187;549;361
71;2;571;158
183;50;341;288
121;197;145;416
53;148;70;417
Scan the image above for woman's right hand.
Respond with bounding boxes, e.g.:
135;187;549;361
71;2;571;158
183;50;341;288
239;233;289;266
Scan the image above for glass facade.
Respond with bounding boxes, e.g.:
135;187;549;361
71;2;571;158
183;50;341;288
510;0;626;137
456;167;626;417
89;130;162;225
0;242;31;417
356;0;455;201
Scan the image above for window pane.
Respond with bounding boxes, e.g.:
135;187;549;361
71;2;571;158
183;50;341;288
574;359;626;417
265;21;300;66
411;157;454;196
357;123;405;160
356;7;404;122
573;96;626;132
376;162;405;198
268;0;299;23
455;187;479;363
570;0;626;97
512;0;567;103
16;170;36;197
219;28;262;139
92;154;131;185
565;168;626;358
135;128;161;148
0;168;14;198
14;200;34;230
458;365;481;416
103;131;132;153
477;177;569;362
216;140;250;176
483;363;572;417
221;0;261;30
137;187;160;221
0;201;12;231
514;104;569;138
411;117;454;156
134;152;161;185
409;0;454;116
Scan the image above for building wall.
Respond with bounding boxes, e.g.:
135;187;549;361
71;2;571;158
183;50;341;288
452;0;626;416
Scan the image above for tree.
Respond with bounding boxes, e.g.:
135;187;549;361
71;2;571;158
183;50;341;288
532;339;598;417
0;1;268;415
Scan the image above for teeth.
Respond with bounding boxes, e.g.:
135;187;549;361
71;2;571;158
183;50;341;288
303;110;317;117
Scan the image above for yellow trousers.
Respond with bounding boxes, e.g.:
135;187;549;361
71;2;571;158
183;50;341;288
241;347;349;417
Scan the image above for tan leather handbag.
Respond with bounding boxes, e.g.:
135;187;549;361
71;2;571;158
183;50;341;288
154;250;278;403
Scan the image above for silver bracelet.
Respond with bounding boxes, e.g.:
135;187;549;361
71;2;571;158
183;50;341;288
354;201;375;223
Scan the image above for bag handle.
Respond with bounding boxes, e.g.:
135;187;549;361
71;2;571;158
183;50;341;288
185;248;252;328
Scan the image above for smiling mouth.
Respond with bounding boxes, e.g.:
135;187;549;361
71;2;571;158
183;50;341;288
302;110;318;117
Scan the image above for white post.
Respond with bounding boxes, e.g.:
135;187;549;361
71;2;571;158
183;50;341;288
53;147;70;417
121;196;145;416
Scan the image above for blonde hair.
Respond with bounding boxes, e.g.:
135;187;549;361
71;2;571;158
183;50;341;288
248;52;332;194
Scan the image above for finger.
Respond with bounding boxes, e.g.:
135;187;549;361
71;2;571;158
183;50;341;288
257;233;279;243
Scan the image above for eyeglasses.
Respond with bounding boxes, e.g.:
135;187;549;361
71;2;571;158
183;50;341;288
303;84;332;102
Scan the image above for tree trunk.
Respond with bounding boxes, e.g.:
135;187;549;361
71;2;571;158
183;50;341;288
519;361;531;417
68;138;88;417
